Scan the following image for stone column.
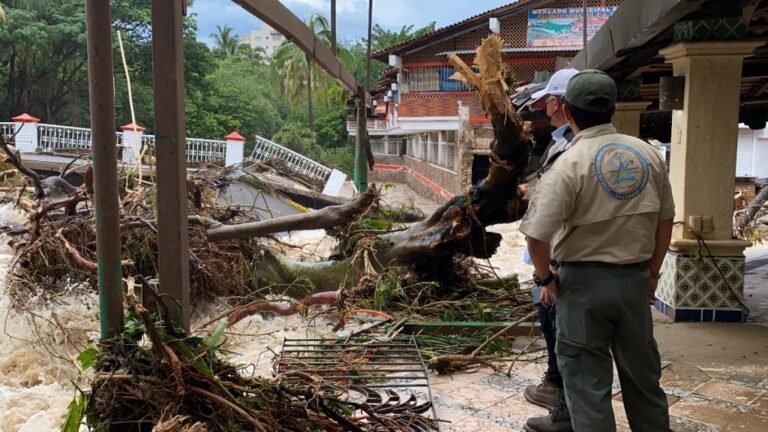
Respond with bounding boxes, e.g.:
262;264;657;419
613;101;650;137
457;103;473;189
655;41;763;322
11;113;41;152
224;131;245;167
120;122;145;165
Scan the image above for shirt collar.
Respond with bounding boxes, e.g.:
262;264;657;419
570;123;617;146
551;124;570;140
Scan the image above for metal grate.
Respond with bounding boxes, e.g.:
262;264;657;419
276;331;441;431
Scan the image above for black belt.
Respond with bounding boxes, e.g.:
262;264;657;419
558;261;649;269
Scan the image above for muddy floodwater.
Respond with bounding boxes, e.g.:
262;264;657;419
0;196;533;430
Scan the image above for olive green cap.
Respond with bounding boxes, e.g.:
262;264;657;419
563;69;617;112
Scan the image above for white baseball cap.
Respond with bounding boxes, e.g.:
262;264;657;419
525;68;580;109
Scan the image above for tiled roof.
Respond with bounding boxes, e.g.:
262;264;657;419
398;91;487;121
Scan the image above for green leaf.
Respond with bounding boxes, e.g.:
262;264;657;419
60;393;87;432
76;347;99;370
206;320;228;351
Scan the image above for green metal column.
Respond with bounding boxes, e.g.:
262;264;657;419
85;0;124;339
354;92;368;193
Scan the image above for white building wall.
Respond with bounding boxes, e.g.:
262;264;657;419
736;125;768;179
239;24;286;57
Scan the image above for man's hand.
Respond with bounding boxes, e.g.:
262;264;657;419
648;278;658;305
541;279;559;307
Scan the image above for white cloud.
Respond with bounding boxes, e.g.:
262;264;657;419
283;0;362;14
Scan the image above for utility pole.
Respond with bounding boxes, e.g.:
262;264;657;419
583;0;589;66
354;0;374;193
331;0;337;55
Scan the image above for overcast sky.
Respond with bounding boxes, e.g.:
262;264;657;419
190;0;515;46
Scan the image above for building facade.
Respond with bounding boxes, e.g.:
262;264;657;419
351;0;624;202
239;24;286;57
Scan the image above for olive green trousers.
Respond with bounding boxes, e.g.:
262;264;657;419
555;263;670;432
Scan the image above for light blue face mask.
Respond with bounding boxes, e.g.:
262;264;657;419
523;247;533;265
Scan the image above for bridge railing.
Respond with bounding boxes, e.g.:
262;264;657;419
0;122;14;140
250;134;332;183
38;123;93;151
186;137;227;162
8;122;234;165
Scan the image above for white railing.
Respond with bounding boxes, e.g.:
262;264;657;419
26;124;227;163
38;123;92;151
0;122;14;140
347;118;395;133
186;138;226;162
250;134;332;182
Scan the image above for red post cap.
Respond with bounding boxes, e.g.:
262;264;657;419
224;131;246;141
11;113;41;123
120;122;146;132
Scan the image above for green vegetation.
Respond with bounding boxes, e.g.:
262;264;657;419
0;0;434;175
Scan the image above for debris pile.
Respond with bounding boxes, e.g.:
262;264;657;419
1;35;542;431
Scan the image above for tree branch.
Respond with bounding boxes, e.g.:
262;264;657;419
206;186;377;241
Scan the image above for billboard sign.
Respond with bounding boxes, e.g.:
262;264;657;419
527;7;617;48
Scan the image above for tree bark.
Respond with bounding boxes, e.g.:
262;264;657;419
206;186;377;241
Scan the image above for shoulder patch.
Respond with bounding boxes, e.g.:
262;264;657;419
593;143;649;200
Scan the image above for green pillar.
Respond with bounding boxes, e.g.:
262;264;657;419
353;97;368;193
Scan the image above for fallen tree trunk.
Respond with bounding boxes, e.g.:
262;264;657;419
230;36;533;300
207;186;377;241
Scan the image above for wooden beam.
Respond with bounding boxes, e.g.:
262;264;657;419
85;0;123;339
151;0;190;332
232;0;358;93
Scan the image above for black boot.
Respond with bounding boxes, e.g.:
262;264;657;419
523;404;573;432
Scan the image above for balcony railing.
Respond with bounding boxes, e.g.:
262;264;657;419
346;118;396;133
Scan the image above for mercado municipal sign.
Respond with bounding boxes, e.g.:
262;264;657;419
527;7;617;48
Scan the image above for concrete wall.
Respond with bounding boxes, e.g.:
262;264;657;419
369;154;462;203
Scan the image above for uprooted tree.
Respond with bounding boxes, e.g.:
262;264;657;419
1;35;534;322
200;35;535;322
0;35;539;431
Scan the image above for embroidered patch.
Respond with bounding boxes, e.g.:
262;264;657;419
594;143;649;200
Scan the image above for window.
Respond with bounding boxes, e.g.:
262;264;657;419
405;68;440;92
440;131;457;171
428;132;439;164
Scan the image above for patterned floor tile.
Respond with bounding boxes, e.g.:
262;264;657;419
669;400;736;429
478;373;536;395
694;380;764;406
722;412;768;432
445;417;517;432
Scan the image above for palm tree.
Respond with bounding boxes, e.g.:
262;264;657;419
212;25;240;59
271;14;337;130
371;22;436;51
236;44;266;66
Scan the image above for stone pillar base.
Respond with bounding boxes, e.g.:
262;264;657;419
655;251;746;322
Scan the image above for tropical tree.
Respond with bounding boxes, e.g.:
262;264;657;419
236;44;267;66
211;25;240;59
371;22;436;51
270;14;338;130
0;0;59;20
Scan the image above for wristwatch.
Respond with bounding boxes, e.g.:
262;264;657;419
534;271;556;287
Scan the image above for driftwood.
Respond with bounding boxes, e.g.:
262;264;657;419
207;186;377;241
0;133;45;199
736;185;768;230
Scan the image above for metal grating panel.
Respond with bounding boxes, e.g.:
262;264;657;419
277;332;441;431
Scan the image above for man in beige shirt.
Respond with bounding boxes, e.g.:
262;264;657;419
519;70;674;432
